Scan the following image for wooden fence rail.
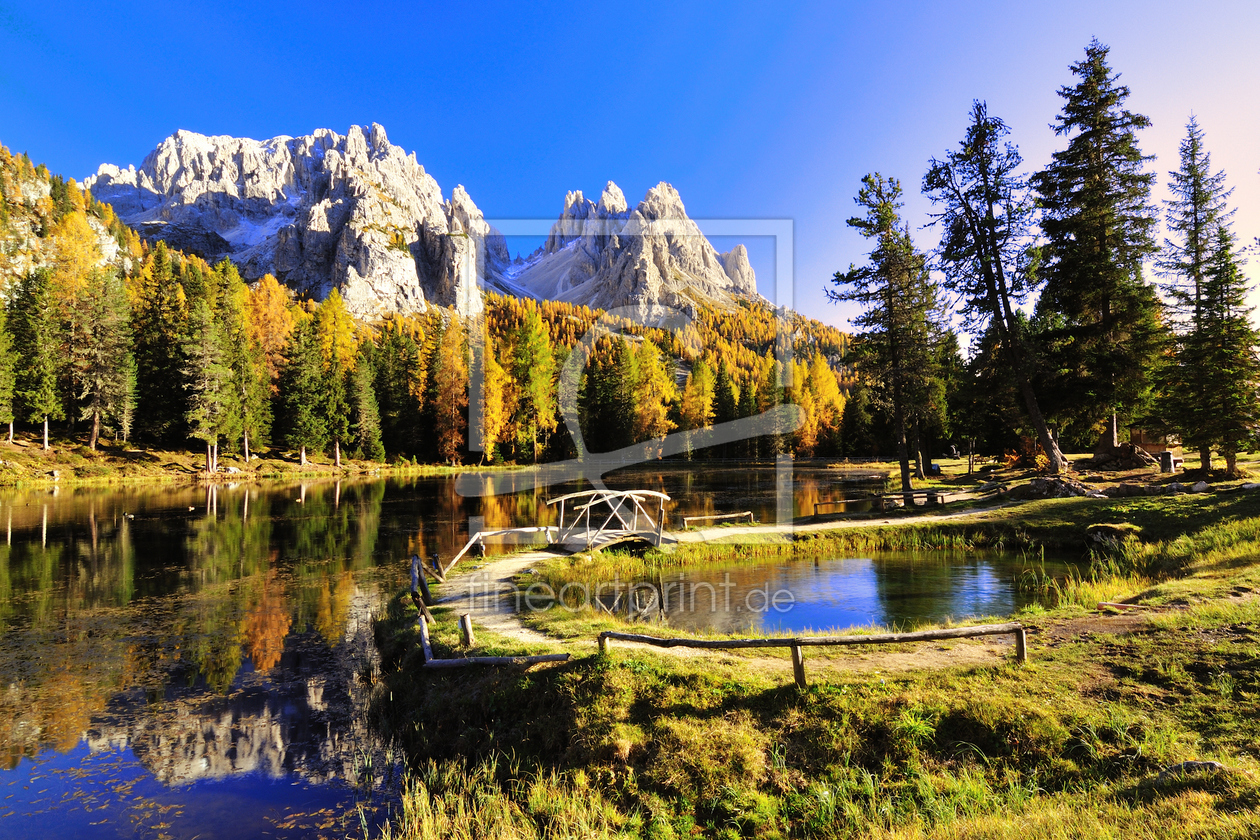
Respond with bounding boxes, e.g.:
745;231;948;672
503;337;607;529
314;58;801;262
681;511;754;528
596;622;1027;688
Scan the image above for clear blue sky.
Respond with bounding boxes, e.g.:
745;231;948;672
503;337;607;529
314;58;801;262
3;1;1258;332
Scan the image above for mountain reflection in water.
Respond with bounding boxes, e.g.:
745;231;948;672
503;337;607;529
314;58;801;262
0;466;882;837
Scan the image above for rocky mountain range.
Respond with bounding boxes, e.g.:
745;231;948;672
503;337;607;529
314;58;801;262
85;124;758;320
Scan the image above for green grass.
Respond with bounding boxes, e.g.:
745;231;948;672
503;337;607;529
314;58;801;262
371;489;1260;838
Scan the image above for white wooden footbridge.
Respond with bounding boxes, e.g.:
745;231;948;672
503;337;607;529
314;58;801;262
439;489;671;576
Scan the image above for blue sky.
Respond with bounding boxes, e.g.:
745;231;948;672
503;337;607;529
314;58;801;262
2;1;1258;333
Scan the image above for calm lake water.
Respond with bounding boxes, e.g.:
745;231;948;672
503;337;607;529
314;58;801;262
0;465;1051;838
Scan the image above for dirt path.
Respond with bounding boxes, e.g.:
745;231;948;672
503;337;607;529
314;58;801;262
428;504;1081;675
430;506;1159;678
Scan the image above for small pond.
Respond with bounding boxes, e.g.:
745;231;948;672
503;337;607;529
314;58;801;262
584;551;1080;635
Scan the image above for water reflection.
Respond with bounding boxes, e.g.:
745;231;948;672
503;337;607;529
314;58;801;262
631;551;1077;634
0;467;882;836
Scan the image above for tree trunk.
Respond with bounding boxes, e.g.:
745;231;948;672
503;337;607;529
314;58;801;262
334;439;341;468
43;417;48;451
967;438;975;475
300;446;307;466
213;441;219;473
1225;451;1238;475
243;431;250;464
892;397;912;495
1018;378;1069;474
89;412;100;451
8;421;12;444
205;442;213;473
1199;446;1212;472
913;419;926;480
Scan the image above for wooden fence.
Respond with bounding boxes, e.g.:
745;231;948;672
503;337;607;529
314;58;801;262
596;622;1027;688
680;511;755;528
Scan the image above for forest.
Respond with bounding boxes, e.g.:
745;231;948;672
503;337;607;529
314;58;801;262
834;39;1260;487
1;40;1256;482
0;145;851;471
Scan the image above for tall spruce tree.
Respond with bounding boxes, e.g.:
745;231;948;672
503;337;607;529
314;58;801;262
13;268;64;450
1031;40;1162;448
0;303;16;443
1171;223;1260;474
280;317;327;465
1157;117;1238;470
829;174;939;493
349;352;385;462
133;243;188;441
182;298;232;472
72;270;134;450
924;101;1069;472
511;309;557;463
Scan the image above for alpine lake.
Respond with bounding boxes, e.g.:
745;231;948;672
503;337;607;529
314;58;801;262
0;463;1079;839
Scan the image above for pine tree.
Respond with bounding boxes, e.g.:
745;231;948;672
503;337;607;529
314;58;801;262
431;315;469;464
924;100;1069;473
479;330;509;463
280;317;327;465
829;174;939;492
182;298;232;472
631;338;677;446
680;357;715;456
1157;117;1237;470
133;243;188;441
349;352;385;462
0;304;16;443
1183;225;1260;474
215;269;270;462
72;271;134;450
1031;40;1162;447
314;290;357;466
12;268;64;450
245;274;295;389
373;317;425;456
511;309;557;463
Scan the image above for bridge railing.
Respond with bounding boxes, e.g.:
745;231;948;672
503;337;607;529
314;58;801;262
547;489;671;549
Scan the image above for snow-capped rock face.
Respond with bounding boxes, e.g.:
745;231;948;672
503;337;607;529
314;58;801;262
510;181;758;320
87;127;756;320
86;124;502;317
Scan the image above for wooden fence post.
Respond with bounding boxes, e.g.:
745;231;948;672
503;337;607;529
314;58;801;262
411;554;434;606
418;612;434;663
1015;626;1028;664
598;633;609;655
459;614;475;648
791;643;807;689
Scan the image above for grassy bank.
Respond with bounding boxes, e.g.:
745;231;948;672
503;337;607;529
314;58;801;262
371;491;1260;838
0;433;522;488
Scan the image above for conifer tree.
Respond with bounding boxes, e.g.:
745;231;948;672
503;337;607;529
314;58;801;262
511;309;557;462
349;352;385;462
13;268;64;450
478;330;509;463
1198;226;1260;474
680;357;715;457
314;290;357;466
924;100;1068;472
1031;40;1162;447
0;304;16;443
72;271;134;450
1157;117;1238;470
829;174;938;491
430;315;468;464
245;274;295;389
133;243;188;441
373;317;425;456
280;317;327;465
631;338;677;447
183;298;232;472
